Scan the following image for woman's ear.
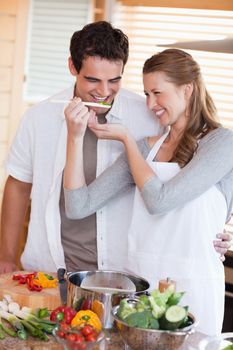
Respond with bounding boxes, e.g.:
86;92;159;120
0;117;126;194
185;82;194;100
68;57;77;76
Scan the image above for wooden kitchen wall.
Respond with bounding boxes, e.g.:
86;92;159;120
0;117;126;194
0;0;29;205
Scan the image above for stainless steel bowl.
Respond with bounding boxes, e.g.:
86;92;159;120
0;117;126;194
66;270;150;329
112;303;197;350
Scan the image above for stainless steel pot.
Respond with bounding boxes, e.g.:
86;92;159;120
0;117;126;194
64;270;150;329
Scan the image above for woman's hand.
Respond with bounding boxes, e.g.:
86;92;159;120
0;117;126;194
64;97;94;139
88;119;131;143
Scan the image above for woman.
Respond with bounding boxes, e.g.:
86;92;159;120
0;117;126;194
63;49;233;335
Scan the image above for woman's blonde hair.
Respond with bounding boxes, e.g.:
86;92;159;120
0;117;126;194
143;49;221;167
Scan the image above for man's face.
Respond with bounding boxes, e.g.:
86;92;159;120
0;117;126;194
71;56;124;115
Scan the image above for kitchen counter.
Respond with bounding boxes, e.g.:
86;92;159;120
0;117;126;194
0;328;208;349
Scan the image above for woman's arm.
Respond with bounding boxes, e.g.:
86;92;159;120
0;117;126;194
89;123;233;216
64;138;149;219
140;127;233;215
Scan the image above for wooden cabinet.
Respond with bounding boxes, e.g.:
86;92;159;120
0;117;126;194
223;252;233;332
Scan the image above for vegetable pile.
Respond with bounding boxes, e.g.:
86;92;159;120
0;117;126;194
53;309;103;349
117;286;193;331
0;295;103;344
0;295;56;341
12;272;58;292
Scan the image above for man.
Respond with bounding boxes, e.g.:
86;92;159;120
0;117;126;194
0;21;230;273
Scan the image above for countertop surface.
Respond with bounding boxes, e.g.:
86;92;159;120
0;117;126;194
0;328;208;349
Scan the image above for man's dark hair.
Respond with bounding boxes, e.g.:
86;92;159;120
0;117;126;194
70;21;129;73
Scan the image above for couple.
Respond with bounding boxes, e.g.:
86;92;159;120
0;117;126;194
1;21;232;336
63;48;233;336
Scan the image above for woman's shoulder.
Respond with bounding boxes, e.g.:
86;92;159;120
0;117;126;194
200;127;233;146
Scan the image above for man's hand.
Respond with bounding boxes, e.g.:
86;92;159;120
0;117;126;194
64;97;93;140
213;231;232;262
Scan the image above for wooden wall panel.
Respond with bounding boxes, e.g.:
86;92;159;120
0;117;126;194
0;16;16;41
0;144;7;165
0;0;29;203
0;68;11;92
0;118;9;142
0;42;14;66
0;93;10;117
0;0;17;14
8;0;30;146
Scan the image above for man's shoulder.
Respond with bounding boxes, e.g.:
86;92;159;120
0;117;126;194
23;86;73;120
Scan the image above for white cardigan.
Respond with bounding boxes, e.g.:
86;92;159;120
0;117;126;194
6;86;161;272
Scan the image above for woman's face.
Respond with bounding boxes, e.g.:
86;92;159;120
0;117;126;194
143;71;190;129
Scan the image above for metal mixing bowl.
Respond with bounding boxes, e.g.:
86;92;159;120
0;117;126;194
112;303;197;350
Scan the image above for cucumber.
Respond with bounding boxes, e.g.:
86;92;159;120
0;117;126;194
159;305;187;331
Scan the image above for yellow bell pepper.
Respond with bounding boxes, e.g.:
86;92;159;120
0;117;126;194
71;310;102;332
33;272;58;288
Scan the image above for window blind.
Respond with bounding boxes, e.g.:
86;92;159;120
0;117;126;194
24;0;92;101
111;3;233;241
111;4;233;128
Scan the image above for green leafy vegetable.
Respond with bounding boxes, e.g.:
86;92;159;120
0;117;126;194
117;299;136;320
222;344;233;350
125;311;159;329
116;287;191;331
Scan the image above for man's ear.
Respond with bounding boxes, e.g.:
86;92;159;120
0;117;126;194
185;82;194;100
68;57;77;76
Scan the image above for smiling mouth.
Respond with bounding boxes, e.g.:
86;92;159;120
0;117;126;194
91;95;110;103
155;109;165;118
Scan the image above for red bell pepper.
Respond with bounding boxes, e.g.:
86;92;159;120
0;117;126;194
50;306;76;324
12;272;42;292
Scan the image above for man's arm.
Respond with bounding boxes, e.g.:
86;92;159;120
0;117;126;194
0;176;32;274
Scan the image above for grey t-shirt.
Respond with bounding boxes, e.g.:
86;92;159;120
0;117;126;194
60;115;107;272
64;127;233;222
60;127;98;272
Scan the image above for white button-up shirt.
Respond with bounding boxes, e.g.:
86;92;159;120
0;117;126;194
6;86;161;272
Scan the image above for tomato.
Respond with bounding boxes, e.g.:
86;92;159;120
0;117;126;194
66;333;77;342
74;334;85;343
81;325;95;337
56;330;65;338
85;333;98;342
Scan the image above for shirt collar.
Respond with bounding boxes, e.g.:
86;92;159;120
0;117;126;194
106;89;123;122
